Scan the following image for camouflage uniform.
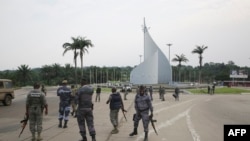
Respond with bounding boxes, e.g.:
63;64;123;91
106;89;124;134
174;87;180;101
149;86;153;101
57;84;72;128
95;86;101;102
130;86;153;141
71;85;77;116
124;87;128;100
160;87;165;101
26;88;47;140
41;85;47;96
133;93;153;132
76;85;96;141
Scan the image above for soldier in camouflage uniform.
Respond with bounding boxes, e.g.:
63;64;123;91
106;87;126;134
129;85;153;141
161;86;165;101
26;82;48;141
95;85;101;102
70;85;77;117
57;80;72;128
76;79;96;141
41;84;47;96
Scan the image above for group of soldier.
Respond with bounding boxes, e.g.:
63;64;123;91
25;79;180;141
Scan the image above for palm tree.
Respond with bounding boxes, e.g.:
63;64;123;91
63;37;79;85
41;65;53;85
192;45;208;83
77;36;94;78
17;64;31;86
172;54;189;82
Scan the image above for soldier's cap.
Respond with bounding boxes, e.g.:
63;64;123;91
62;80;68;84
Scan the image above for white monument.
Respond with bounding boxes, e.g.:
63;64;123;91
130;19;172;85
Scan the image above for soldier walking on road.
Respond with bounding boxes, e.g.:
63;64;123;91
173;87;180;101
129;85;153;141
149;86;153;101
160;86;165;101
71;85;77;117
207;85;211;94
26;82;48;141
159;86;162;99
211;84;215;94
106;87;126;134
124;86;128;100
95;85;101;102
41;84;47;96
76;78;96;141
57;80;72;128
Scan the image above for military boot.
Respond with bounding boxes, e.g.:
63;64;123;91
144;131;148;141
111;125;119;134
37;132;43;141
91;134;96;141
80;136;87;141
31;132;36;141
129;128;138;136
58;119;62;128
63;120;68;128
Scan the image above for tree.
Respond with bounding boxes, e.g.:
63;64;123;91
41;65;53;85
192;45;208;83
63;37;79;85
172;54;189;82
77;36;94;78
17;64;31;86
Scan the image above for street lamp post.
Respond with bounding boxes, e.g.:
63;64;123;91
166;43;172;61
139;55;142;63
166;43;173;84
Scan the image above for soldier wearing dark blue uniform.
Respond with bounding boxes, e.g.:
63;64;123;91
76;79;96;141
129;85;153;141
57;80;72;128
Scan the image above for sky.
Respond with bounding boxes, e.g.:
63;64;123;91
0;0;250;71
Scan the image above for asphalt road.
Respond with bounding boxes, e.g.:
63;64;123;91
0;87;250;141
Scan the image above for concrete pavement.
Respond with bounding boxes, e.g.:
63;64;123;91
1;87;250;141
0;90;138;141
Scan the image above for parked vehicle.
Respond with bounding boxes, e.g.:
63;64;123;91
0;79;15;106
120;85;132;92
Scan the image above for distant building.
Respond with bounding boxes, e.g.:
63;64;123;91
130;19;172;85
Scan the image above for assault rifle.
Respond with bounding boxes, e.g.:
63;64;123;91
122;109;127;121
19;114;29;137
149;115;158;135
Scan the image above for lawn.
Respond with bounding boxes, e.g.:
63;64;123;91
187;87;250;94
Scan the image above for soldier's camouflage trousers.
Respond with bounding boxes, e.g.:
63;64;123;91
58;105;71;120
29;107;43;133
133;110;150;132
77;108;96;136
110;109;119;127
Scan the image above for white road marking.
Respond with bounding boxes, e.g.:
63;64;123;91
186;108;200;141
135;105;201;141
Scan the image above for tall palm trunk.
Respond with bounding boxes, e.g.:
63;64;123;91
74;49;78;86
80;55;83;79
